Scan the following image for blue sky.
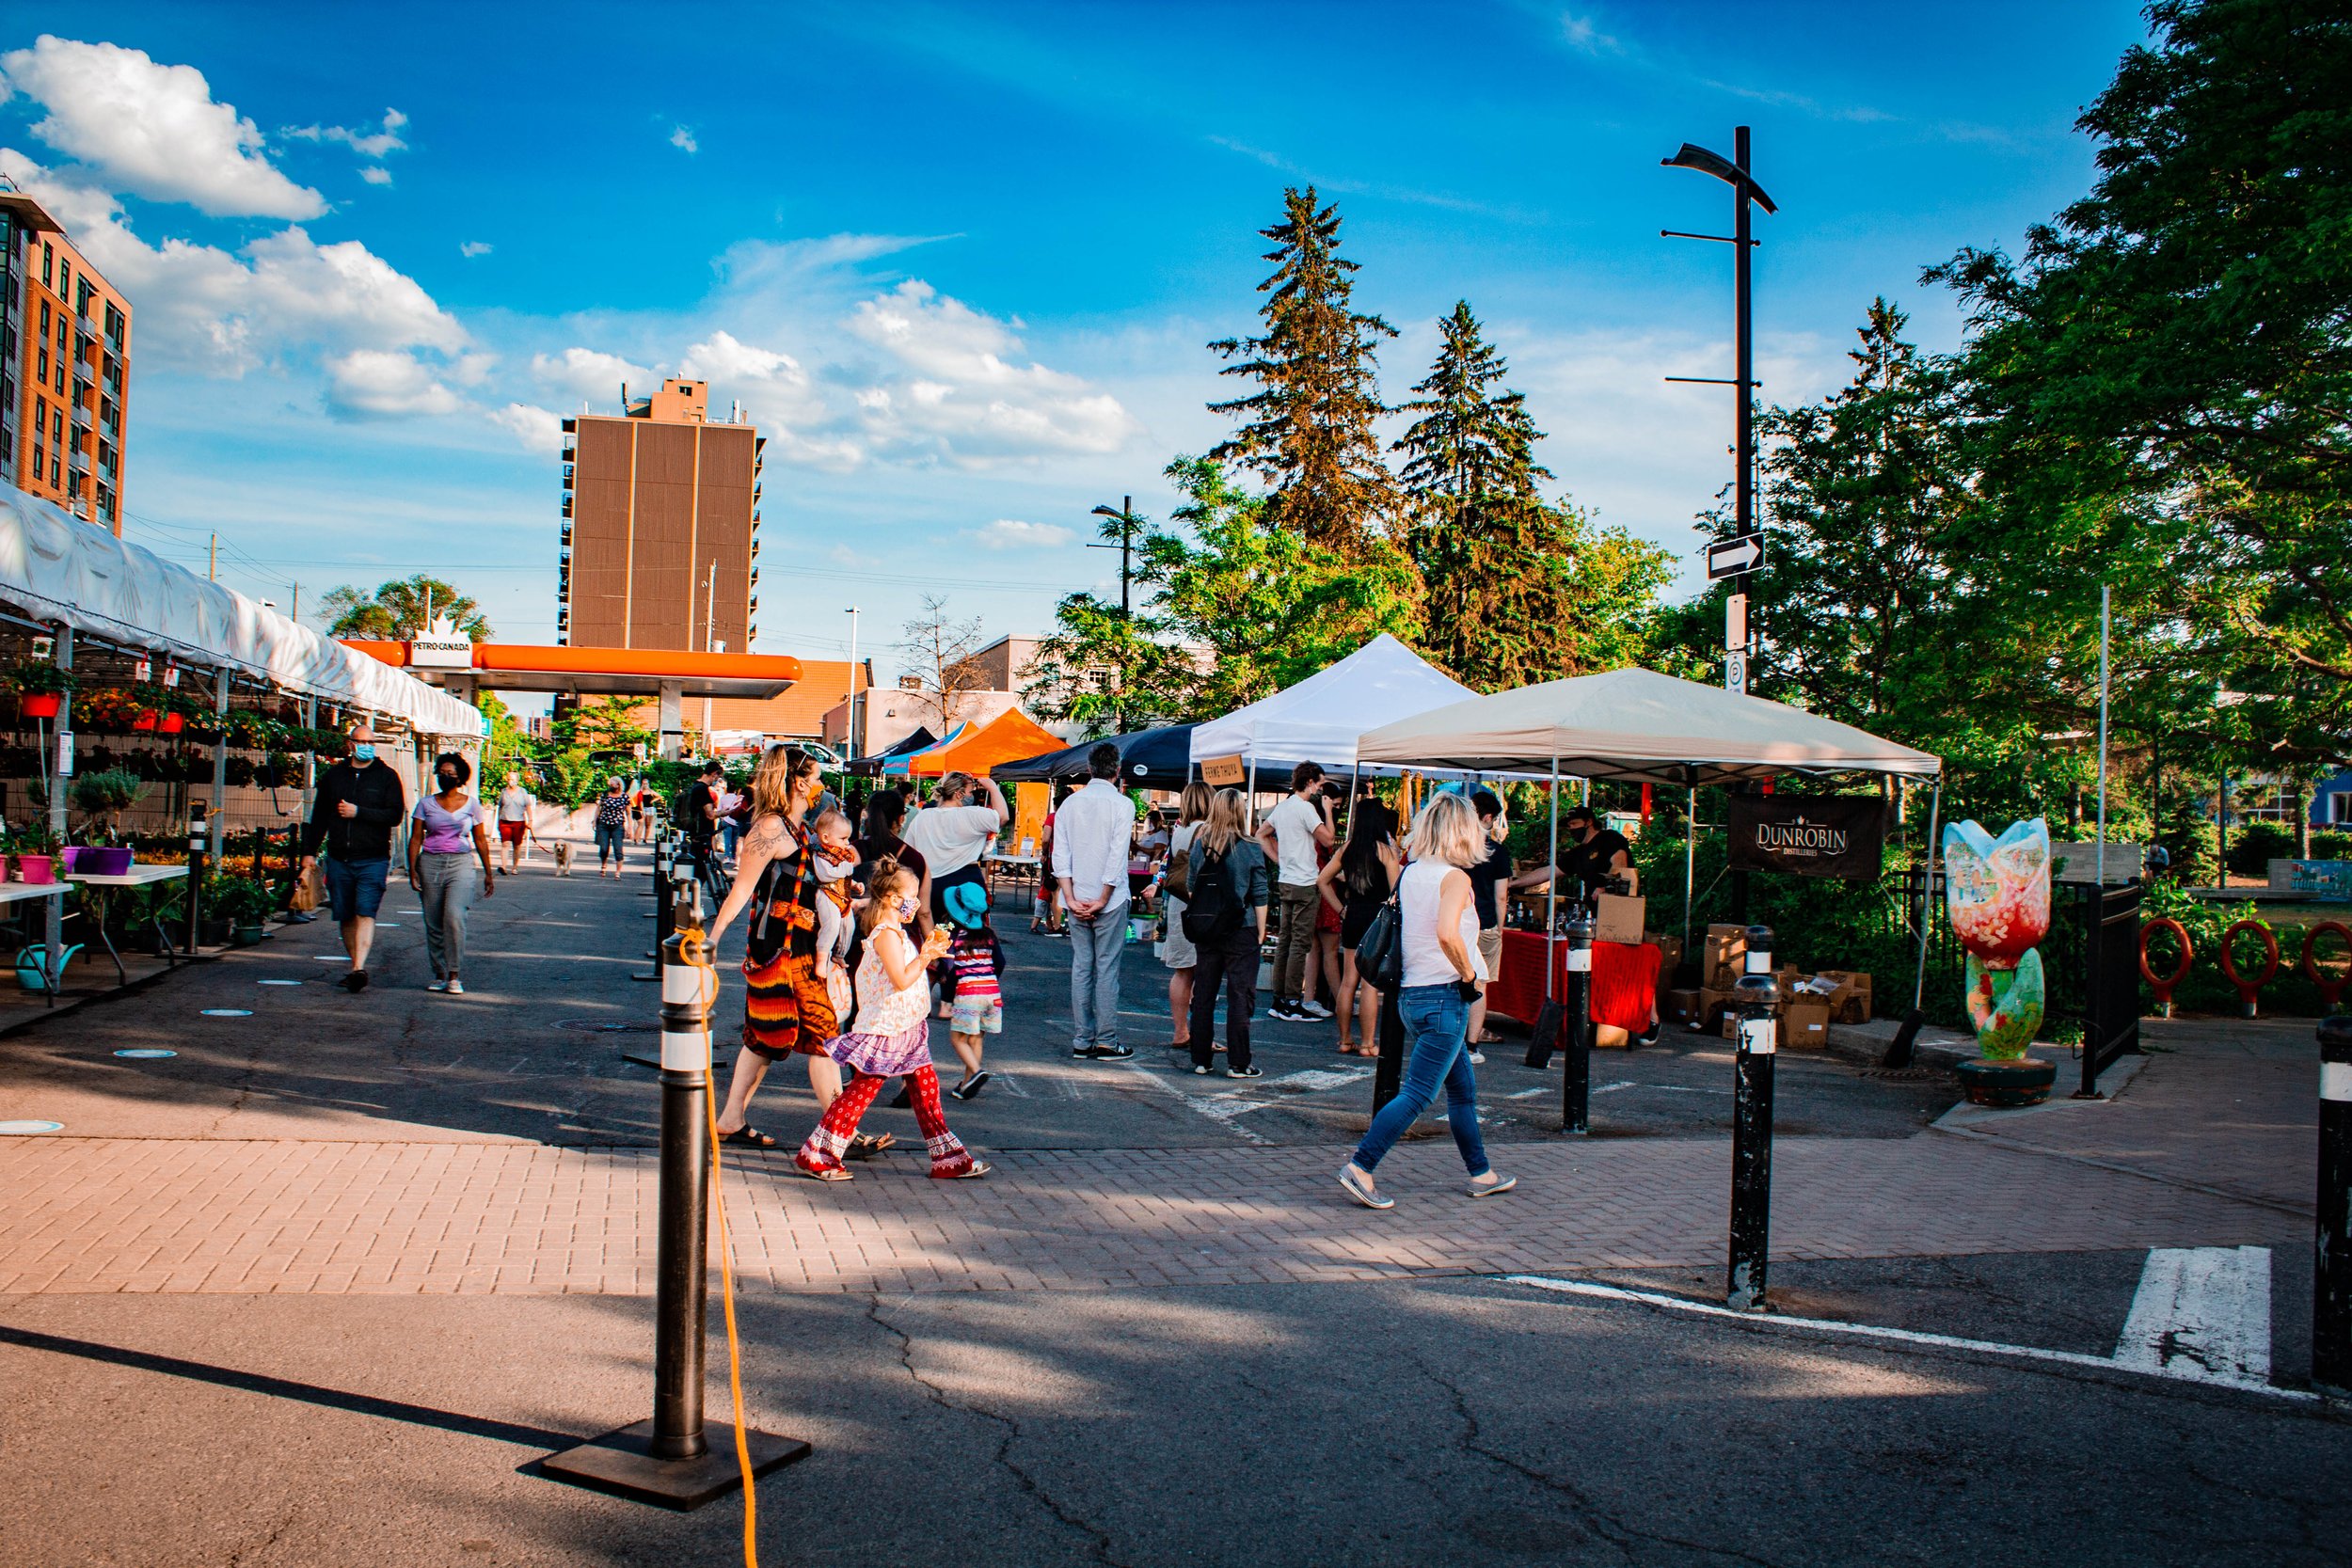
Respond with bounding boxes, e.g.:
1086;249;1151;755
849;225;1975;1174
1;2;2151;696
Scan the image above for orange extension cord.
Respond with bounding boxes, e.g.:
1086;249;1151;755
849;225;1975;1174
693;951;759;1567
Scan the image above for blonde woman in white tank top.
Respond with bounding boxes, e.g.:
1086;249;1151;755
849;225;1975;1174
1340;792;1516;1211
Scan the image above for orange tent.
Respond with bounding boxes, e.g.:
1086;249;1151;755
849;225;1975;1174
906;706;1063;779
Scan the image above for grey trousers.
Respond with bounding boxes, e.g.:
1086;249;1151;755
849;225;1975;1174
417;852;477;979
1069;904;1128;1051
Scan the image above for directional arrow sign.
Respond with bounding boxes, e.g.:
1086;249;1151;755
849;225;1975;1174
1706;533;1764;579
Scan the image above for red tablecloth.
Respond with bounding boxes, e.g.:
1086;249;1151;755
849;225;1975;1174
1487;928;1661;1030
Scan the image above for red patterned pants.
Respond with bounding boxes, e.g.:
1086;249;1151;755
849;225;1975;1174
797;1066;975;1178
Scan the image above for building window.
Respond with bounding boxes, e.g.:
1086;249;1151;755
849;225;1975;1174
38;299;49;334
57;261;69;299
40;243;51;289
36;348;48;383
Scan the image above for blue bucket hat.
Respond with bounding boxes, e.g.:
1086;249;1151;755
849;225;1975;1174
943;881;990;930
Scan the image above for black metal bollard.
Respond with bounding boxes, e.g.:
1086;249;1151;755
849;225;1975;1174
1561;910;1594;1135
542;890;809;1506
633;845;682;984
184;803;208;955
2317;1014;2352;1395
1371;983;1406;1113
1727;923;1778;1312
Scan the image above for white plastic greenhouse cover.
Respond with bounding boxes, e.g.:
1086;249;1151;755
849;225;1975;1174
0;490;483;738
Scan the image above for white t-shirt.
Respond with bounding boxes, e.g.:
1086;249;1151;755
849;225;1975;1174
903;802;1003;878
1265;793;1327;886
497;784;533;823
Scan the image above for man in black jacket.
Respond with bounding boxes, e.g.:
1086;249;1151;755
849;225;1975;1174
297;723;407;992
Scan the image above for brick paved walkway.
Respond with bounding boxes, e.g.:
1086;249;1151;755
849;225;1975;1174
0;1131;2296;1297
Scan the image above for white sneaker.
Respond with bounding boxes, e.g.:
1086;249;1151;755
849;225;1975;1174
444;977;466;995
1297;999;1334;1020
428;978;451;992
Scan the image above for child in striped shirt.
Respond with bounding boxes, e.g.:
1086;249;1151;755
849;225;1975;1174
940;881;1005;1101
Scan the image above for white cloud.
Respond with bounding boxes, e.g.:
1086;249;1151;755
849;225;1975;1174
0;37;325;218
967;518;1073;550
1560;11;1622;55
490;402;564;455
358;166;392;186
460;241;492;259
669;124;698;154
282;107;408;160
531;346;653;405
845;280;1140;463
326;350;463;419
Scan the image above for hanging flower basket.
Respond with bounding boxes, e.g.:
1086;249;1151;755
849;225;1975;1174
159;713;185;735
132;709;159;732
20;693;59;720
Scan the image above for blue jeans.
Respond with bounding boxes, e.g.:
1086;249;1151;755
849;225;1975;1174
1352;983;1489;1177
595;822;626;863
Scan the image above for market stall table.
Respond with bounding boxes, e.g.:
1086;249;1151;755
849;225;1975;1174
68;863;189;986
981;852;1041;911
1485;927;1662;1035
0;879;73;1005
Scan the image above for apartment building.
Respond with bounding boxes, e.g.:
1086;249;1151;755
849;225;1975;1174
0;184;131;533
557;377;761;651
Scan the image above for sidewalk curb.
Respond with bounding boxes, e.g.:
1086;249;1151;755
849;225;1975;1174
1927;1120;2315;1221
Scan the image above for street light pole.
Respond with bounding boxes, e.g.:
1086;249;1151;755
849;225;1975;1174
847;606;866;761
1089;497;1139;734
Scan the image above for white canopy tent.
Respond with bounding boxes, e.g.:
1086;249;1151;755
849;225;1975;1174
1359;667;1944;1028
0;489;483;738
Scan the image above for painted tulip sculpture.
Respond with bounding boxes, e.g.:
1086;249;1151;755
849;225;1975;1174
1944;818;2051;1059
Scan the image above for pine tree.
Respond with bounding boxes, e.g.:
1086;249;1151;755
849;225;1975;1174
1209;187;1399;553
1391;304;1664;689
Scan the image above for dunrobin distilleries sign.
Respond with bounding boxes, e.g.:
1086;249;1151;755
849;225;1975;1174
1726;795;1885;879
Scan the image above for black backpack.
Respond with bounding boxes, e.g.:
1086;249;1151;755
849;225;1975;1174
1180;847;1243;943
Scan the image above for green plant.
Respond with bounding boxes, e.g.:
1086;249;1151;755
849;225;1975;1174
72;768;147;818
208;876;278;924
5;659;72;695
13;821;57;856
2226;821;2296;877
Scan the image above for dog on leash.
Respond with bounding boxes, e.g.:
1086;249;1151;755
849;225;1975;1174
551;840;575;877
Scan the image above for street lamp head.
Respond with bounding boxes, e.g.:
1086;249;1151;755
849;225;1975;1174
1661;142;1777;214
1090;504;1123;518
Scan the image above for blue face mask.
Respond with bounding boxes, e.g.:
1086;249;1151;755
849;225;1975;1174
352;744;376;764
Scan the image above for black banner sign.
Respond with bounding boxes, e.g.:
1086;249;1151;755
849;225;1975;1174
1727;795;1885;879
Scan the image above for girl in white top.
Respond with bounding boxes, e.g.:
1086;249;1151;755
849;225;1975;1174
1341;791;1514;1210
792;858;989;1182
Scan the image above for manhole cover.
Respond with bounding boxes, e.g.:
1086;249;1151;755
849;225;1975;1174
552;1020;656;1034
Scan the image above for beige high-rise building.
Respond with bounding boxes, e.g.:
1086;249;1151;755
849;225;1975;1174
0;183;133;534
557;378;761;650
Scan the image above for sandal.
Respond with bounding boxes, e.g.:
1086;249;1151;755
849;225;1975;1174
795;1154;852;1182
846;1132;895;1159
720;1126;778;1149
933;1161;993;1180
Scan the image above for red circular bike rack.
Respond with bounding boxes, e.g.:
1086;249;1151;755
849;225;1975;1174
2217;919;2280;1019
2138;917;2193;1018
2302;921;2352;1014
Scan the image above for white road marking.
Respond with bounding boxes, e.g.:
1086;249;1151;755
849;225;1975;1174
2114;1246;2273;1387
1506;1273;2311;1402
1109;1057;1271;1145
1269;1067;1371;1092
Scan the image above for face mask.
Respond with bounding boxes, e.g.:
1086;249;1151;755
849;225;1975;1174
437;772;459;787
352;744;376;764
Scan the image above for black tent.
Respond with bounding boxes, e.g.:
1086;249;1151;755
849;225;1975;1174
847;726;938;777
992;723;1198;786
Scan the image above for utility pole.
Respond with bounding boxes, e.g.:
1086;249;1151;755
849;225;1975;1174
1662;126;1776;699
289;582;302;625
701;558;718;751
1089;496;1140;733
844;606;862;759
207;532;217;582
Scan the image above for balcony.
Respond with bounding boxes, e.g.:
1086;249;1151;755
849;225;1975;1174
747;594;759;616
561;497;573;519
70;401;90;431
561;417;577;434
74;313;95;344
749;567;759;590
749;539;759;561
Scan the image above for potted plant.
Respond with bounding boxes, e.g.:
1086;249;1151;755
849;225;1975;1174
8;659;72;720
14;821;58;883
215;876;277;945
72;770;147;873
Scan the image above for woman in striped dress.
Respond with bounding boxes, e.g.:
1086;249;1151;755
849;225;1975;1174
710;744;888;1156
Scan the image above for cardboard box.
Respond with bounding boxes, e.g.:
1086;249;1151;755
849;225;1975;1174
1693;986;1740;1033
1595;892;1647;946
1703;924;1746;987
1664;989;1703;1026
1781;1000;1833;1049
1721;1011;1779;1049
1812;970;1874;1023
1647;934;1685;993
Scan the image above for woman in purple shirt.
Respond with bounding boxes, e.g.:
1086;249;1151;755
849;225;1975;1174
407;752;498;995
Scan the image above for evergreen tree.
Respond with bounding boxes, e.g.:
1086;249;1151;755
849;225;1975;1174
1392;303;1668;688
1209;187;1399;552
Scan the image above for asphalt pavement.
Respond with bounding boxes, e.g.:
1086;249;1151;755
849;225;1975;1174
0;844;2342;1567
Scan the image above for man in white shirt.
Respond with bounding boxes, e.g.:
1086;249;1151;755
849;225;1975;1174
1052;743;1138;1060
1256;761;1335;1022
904;769;1008;922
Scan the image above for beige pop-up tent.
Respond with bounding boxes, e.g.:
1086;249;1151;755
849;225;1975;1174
1358;667;1943;1026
